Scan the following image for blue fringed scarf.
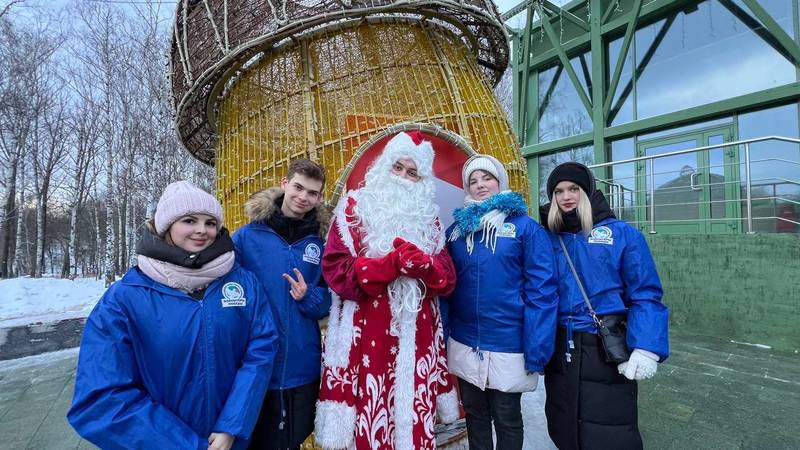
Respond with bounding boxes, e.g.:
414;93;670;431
448;191;528;254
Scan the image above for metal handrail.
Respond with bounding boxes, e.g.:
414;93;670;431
601;157;800;184
617;216;800;227
597;177;800;197
610;195;800;210
590;135;800;168
588;135;800;234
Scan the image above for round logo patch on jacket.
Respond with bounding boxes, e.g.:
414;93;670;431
221;282;247;307
303;243;321;264
588;226;614;245
498;223;516;238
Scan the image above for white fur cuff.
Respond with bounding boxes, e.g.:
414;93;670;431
322;294;356;369
436;388;461;424
314;400;356;449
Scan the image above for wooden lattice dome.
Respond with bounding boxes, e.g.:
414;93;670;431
169;0;526;231
170;0;510;163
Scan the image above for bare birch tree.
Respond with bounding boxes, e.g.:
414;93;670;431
64;101;101;277
31;93;69;277
0;17;61;276
0;1;216;279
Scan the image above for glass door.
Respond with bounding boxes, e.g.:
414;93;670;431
705;130;741;233
635;126;739;234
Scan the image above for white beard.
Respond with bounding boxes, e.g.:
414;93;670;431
352;173;441;258
349;171;443;338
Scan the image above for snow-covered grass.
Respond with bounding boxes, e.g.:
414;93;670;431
0;277;107;328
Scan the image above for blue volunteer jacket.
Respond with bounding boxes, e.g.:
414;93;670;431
67;265;278;450
548;217;670;361
233;222;331;390
443;214;559;373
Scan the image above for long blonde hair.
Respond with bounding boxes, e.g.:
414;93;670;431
547;186;593;236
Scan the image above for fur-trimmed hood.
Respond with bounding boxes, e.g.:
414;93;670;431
244;187;330;240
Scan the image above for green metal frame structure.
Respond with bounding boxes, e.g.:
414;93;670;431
506;0;800;216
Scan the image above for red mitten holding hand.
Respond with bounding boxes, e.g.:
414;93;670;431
354;251;400;297
393;238;433;279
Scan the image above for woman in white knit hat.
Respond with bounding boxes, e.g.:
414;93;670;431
443;155;559;450
68;181;278;450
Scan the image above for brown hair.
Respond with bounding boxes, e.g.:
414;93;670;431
286;159;325;187
146;219;176;244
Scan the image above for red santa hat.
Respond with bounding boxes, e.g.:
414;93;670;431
364;131;435;183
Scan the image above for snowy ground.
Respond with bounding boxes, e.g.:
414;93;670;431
0;277;107;329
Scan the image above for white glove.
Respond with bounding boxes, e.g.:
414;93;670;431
617;349;659;380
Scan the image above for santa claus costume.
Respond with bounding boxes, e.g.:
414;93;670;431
314;131;461;450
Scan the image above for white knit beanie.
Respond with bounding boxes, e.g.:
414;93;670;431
154;181;224;235
462;154;509;192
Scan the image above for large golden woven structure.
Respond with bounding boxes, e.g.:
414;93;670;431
170;0;526;230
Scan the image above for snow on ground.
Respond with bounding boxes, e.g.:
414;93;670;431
0;277;107;328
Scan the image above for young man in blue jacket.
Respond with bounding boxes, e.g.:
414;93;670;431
233;159;332;450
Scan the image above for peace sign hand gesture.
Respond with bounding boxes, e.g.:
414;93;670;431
282;268;307;301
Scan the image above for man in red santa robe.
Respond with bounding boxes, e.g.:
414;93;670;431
314;131;460;450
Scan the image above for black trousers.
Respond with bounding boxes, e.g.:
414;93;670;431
248;380;319;450
544;328;642;450
458;377;524;450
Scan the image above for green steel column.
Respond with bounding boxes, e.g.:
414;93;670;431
795;0;799;137
527;156;541;219
517;7;535;145
794;0;800;79
512;32;520;136
590;0;609;186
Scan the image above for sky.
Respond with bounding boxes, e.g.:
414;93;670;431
10;0;176;25
9;0;574;30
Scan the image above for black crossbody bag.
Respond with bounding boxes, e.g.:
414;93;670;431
558;236;631;364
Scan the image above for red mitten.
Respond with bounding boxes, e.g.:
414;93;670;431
392;237;418;253
401;252;432;279
354;252;400;297
420;249;456;295
393;238;432;279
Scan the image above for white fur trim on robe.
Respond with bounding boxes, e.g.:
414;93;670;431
315;399;357;450
333;194;357;256
391;282;419;450
322;292;357;369
436;388;461;424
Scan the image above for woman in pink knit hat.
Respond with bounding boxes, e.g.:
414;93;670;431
68;181;278;450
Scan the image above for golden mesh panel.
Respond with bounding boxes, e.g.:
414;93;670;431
170;1;509;159
216;20;526;231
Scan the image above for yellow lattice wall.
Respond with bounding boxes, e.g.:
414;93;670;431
216;19;526;230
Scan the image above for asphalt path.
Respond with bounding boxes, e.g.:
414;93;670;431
0;318;86;361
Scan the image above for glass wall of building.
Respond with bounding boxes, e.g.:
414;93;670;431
738;104;800;233
538;52;593;142
609;0;797;125
513;0;800;233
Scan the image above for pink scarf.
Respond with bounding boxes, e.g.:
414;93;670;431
136;251;235;293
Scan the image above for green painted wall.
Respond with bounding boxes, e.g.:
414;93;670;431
646;234;800;353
